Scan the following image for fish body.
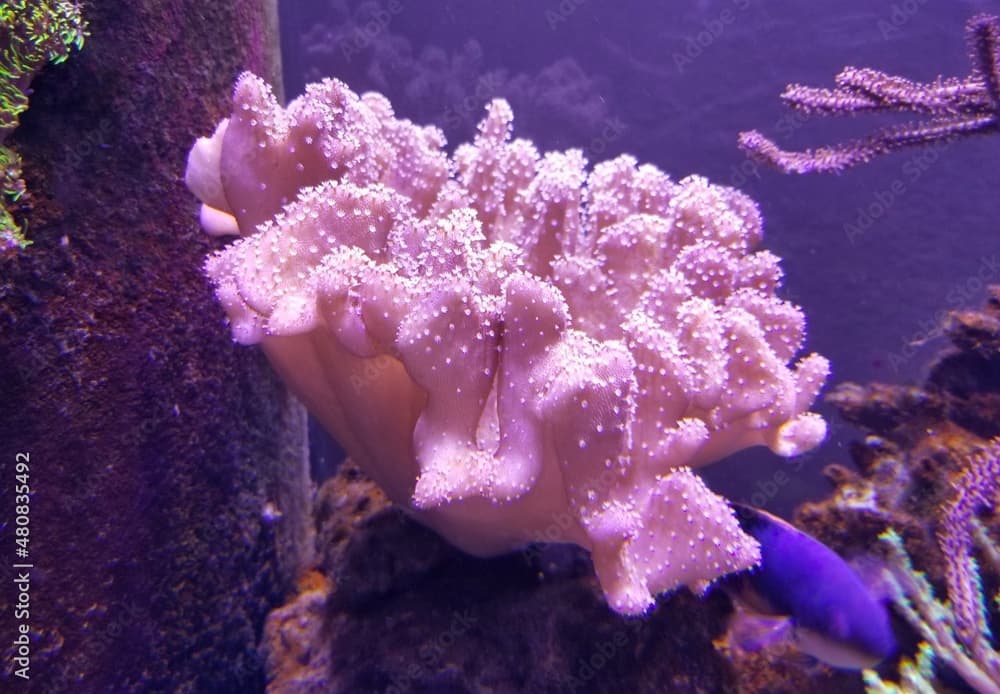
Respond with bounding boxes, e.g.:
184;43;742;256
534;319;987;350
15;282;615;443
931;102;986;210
726;502;897;669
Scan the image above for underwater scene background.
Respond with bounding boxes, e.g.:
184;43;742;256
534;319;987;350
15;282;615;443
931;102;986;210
0;0;998;692
281;0;1000;518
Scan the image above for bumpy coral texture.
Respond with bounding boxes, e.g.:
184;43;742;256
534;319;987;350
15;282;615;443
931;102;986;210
186;73;830;615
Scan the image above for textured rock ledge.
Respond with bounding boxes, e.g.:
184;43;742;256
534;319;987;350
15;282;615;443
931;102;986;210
262;461;740;694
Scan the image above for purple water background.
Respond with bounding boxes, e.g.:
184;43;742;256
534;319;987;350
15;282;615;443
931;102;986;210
280;0;1000;516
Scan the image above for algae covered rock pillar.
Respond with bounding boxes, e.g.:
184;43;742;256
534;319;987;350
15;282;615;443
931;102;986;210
0;1;311;691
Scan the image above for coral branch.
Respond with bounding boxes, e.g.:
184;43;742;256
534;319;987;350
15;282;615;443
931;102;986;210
740;14;1000;174
938;440;1000;686
875;527;1000;694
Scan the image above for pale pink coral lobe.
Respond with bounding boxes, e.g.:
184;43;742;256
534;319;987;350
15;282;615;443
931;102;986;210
186;72;830;615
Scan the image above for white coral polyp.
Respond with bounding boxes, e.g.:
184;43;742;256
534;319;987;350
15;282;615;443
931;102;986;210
186;73;831;615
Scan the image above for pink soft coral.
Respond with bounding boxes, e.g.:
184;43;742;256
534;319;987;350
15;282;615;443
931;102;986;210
185;73;829;615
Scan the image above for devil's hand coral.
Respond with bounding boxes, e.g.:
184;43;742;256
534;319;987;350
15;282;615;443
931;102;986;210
186;73;829;614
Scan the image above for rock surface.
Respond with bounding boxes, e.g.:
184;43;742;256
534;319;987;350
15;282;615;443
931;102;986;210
263;462;741;694
0;1;308;691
